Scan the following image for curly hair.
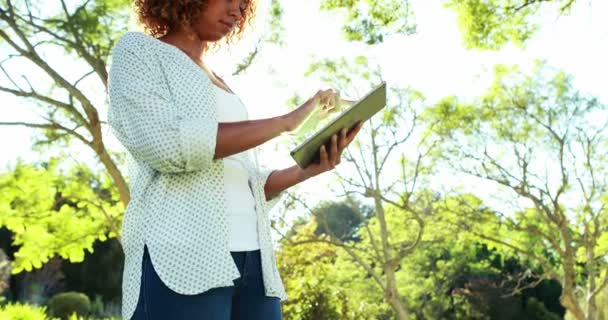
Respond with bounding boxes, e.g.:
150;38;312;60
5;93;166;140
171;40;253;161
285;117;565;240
133;0;257;45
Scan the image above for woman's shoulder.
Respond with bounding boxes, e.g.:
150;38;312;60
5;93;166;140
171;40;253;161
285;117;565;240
111;31;168;62
108;32;170;86
113;32;151;53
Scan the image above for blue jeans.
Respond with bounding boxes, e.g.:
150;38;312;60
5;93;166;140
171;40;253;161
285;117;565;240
131;245;283;320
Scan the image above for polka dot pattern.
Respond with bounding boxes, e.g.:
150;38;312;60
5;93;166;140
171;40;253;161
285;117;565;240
106;32;287;320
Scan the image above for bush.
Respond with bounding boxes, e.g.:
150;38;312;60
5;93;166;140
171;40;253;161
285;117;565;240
89;295;104;317
47;292;90;320
525;297;561;320
0;302;52;320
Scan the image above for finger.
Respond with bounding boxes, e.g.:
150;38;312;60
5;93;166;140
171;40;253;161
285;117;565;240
340;98;356;106
336;128;348;160
330;134;338;166
316;89;327;100
319;144;328;166
351;121;363;134
323;91;333;106
316;89;325;99
339;127;348;150
346;121;363;143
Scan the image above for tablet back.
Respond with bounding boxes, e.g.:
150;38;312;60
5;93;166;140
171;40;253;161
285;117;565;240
290;82;387;168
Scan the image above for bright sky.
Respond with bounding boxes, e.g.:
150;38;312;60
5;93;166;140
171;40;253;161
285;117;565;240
1;0;607;223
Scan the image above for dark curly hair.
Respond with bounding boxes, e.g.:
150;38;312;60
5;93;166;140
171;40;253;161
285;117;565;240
133;0;257;45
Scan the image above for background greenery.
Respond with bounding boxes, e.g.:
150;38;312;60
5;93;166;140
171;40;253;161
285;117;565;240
0;0;606;319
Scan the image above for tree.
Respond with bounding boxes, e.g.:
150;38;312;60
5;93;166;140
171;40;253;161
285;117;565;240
337;195;564;319
320;0;416;44
424;62;608;320
312;200;374;242
0;0;131;204
445;0;581;49
0;248;9;300
232;0;286;75
276;220;350;320
273;55;439;319
0;156;123;273
277;194;565;319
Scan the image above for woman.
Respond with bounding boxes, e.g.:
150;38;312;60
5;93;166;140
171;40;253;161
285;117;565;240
107;0;363;319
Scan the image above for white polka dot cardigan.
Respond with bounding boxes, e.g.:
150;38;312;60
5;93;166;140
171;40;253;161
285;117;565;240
106;32;287;320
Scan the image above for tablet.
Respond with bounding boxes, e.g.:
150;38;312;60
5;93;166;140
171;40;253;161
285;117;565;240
290;82;387;168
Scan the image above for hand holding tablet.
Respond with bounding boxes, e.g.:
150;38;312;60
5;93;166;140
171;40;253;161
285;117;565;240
290;82;387;169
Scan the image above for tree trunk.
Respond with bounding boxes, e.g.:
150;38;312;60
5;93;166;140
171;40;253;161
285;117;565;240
559;227;586;320
585;239;598;320
97;147;130;207
561;292;586;320
385;265;409;320
586;297;597;320
385;285;409;320
97;147;128;243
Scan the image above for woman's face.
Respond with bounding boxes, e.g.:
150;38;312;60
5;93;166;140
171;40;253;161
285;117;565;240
192;0;247;41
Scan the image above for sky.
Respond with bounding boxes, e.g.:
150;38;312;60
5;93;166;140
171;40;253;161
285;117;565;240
1;0;607;224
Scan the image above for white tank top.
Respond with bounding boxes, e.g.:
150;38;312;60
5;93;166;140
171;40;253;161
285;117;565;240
214;85;260;252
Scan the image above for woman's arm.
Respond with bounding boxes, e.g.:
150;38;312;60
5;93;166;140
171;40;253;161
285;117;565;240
216;88;347;160
263;165;311;201
262;121;364;201
214;116;289;160
214;89;334;160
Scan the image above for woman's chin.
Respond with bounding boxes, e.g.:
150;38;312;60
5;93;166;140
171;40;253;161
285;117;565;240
210;32;229;42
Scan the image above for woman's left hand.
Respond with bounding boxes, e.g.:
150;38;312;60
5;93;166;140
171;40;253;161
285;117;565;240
301;121;364;179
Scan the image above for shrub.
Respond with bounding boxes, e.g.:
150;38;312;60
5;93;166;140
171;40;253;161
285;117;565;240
89;295;104;317
47;292;90;320
0;302;52;320
525;297;561;320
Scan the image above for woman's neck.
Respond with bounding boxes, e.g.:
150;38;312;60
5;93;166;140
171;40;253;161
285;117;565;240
159;29;209;62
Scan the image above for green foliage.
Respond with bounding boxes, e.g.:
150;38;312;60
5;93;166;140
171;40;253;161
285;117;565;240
424;61;606;172
312;201;374;242
88;295;103;318
310;193;565;319
305;55;383;89
0;301;119;320
0;157;123;273
266;0;286;45
423;62;608;317
276;221;350;320
320;0;416;44
445;0;537;49
47;292;90;320
0;302;53;320
525;297;561;320
62;239;123;307
30;0;130;61
445;0;577;49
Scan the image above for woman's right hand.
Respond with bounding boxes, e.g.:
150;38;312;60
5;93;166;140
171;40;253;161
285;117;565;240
284;88;348;133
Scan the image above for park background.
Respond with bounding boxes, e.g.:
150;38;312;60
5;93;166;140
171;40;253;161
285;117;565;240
0;0;607;319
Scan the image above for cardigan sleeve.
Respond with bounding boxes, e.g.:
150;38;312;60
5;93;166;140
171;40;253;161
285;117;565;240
251;147;284;213
107;34;219;174
256;167;283;212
